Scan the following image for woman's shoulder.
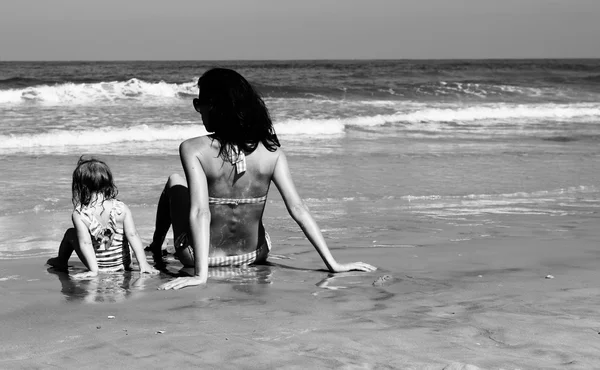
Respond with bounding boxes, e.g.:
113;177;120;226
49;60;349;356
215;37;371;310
251;142;283;163
266;145;285;162
180;135;217;155
254;141;283;156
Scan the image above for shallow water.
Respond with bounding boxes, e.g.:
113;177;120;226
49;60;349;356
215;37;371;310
1;60;600;259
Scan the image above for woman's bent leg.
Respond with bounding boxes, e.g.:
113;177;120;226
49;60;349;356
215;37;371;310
150;174;191;266
166;175;195;267
165;174;191;239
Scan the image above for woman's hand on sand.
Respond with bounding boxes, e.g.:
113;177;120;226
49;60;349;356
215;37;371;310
331;262;377;273
158;276;206;290
140;263;160;275
71;270;99;279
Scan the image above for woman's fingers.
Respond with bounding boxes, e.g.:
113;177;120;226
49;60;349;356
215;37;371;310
359;262;377;271
158;280;174;290
349;262;377;272
333;262;377;272
158;280;179;290
169;280;188;290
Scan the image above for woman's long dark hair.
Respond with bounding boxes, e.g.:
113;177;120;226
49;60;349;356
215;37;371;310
72;156;118;208
197;68;280;162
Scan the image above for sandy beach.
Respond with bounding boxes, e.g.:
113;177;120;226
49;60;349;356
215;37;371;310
1;211;599;370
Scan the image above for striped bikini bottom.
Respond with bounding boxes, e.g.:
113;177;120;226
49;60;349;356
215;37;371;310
174;232;272;267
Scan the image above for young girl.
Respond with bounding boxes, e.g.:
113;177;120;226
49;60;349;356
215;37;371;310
47;157;158;278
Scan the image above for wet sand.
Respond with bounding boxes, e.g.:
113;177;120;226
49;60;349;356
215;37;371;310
1;214;600;369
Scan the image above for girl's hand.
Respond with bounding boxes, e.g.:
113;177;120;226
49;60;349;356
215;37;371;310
331;262;377;273
140;263;160;275
158;276;206;290
72;270;99;279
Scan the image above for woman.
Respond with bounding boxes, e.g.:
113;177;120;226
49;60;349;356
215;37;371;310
151;68;376;290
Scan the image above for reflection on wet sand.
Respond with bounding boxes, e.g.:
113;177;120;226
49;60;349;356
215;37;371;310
48;263;275;302
47;268;151;303
173;264;273;285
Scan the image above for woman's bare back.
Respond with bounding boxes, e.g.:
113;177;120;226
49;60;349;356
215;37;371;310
192;136;280;256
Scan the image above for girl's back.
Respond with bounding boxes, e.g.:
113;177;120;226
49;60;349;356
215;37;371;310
75;199;131;271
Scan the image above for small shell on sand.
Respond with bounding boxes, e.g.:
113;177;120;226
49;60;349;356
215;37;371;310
156;330;165;334
545;275;555;279
372;275;393;286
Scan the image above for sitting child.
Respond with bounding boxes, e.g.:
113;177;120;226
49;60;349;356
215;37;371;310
47;156;158;278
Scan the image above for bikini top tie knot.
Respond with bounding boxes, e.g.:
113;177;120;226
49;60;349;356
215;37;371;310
230;144;246;174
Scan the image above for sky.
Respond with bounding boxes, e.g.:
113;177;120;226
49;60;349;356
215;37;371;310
1;0;599;60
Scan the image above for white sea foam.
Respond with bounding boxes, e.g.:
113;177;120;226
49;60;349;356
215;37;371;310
2;84;600;153
0;78;198;104
0;125;208;150
303;186;598;206
401;186;598;201
2;79;598;124
276;118;345;135
273;103;600;132
399;186;599;217
394;104;600;123
303;187;599;217
0;121;341;152
1;101;599;152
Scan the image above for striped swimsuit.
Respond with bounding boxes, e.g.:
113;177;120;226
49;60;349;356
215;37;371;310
76;200;131;272
174;195;271;267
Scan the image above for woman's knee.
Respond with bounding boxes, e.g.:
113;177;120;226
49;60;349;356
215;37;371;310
167;173;186;188
64;228;77;240
166;174;190;207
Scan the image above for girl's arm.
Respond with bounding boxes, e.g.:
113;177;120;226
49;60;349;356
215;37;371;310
71;212;99;278
272;151;376;273
122;204;159;274
159;139;210;290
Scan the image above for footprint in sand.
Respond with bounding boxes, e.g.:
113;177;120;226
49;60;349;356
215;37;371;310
372;274;394;286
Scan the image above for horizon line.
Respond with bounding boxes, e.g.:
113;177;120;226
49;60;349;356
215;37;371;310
2;57;600;63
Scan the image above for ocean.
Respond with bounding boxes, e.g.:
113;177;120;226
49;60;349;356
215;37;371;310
1;59;600;263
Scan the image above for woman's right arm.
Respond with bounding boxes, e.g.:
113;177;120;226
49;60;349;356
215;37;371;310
272;151;376;273
159;139;210;290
